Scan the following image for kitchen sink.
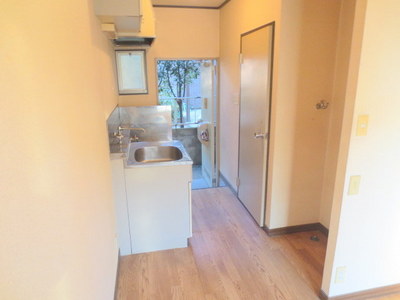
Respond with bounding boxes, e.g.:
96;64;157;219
134;146;183;163
126;141;192;166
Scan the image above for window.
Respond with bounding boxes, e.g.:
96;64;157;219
157;59;202;127
116;50;148;95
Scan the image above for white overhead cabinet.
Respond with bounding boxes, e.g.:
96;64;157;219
93;0;156;45
94;0;140;16
94;0;141;32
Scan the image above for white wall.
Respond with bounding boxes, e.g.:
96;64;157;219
0;0;119;299
322;0;400;296
119;7;220;107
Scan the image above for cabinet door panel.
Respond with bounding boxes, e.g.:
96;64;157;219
124;165;192;254
110;158;132;255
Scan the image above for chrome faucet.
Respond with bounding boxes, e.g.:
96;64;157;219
118;126;145;133
115;126;146;143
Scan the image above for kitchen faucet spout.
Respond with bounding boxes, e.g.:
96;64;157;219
118;126;146;133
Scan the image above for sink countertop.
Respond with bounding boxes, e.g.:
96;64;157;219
125;140;193;168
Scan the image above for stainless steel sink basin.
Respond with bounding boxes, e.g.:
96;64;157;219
126;140;192;167
134;146;183;163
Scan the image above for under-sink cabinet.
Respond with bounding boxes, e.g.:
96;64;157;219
124;164;192;254
110;142;193;255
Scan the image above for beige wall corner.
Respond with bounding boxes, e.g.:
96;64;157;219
319;0;358;230
0;0;119;298
267;0;341;229
322;0;400;296
322;0;364;293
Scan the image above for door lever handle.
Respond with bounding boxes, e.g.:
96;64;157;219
254;132;268;139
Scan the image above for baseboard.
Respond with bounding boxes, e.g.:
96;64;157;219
319;283;400;300
218;174;330;238
263;222;329;237
319;290;329;300
114;250;121;300
219;172;237;196
318;223;329;236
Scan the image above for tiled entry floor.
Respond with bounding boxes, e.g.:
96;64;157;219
192;165;209;190
192;165;227;190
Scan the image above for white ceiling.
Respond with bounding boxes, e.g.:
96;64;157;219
152;0;227;8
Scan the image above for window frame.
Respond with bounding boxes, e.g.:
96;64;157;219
115;49;148;95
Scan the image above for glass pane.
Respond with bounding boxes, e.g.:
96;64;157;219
116;51;147;94
156;60;202;127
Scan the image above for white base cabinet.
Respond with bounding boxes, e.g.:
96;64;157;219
124;164;192;254
110;157;132;256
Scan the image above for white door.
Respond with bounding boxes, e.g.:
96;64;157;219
200;61;216;187
238;25;273;226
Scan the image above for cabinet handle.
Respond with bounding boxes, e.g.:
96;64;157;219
254;132;268;139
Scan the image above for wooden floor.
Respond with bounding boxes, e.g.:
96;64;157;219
116;187;328;300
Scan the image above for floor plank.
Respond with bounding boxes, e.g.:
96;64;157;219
116;187;328;300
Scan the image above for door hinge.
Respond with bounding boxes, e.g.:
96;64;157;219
236;177;240;187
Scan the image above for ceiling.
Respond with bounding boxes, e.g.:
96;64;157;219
152;0;228;9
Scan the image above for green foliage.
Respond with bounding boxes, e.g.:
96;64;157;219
157;60;200;124
157;60;200;98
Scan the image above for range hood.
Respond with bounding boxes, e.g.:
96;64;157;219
94;0;156;46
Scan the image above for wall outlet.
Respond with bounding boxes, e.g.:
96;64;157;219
348;175;361;195
356;114;369;136
335;266;346;283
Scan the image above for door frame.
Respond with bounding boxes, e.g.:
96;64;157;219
237;22;275;226
155;58;221;187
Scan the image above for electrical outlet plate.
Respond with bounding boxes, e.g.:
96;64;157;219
348;175;361;195
335;266;346;284
236;177;240;187
356;115;369;136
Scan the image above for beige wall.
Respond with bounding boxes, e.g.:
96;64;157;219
321;0;363;293
319;0;357;229
268;0;341;228
220;0;341;229
322;0;400;296
119;7;220;107
0;0;119;299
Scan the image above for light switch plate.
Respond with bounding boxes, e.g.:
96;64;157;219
356;115;369;136
348;175;361;195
